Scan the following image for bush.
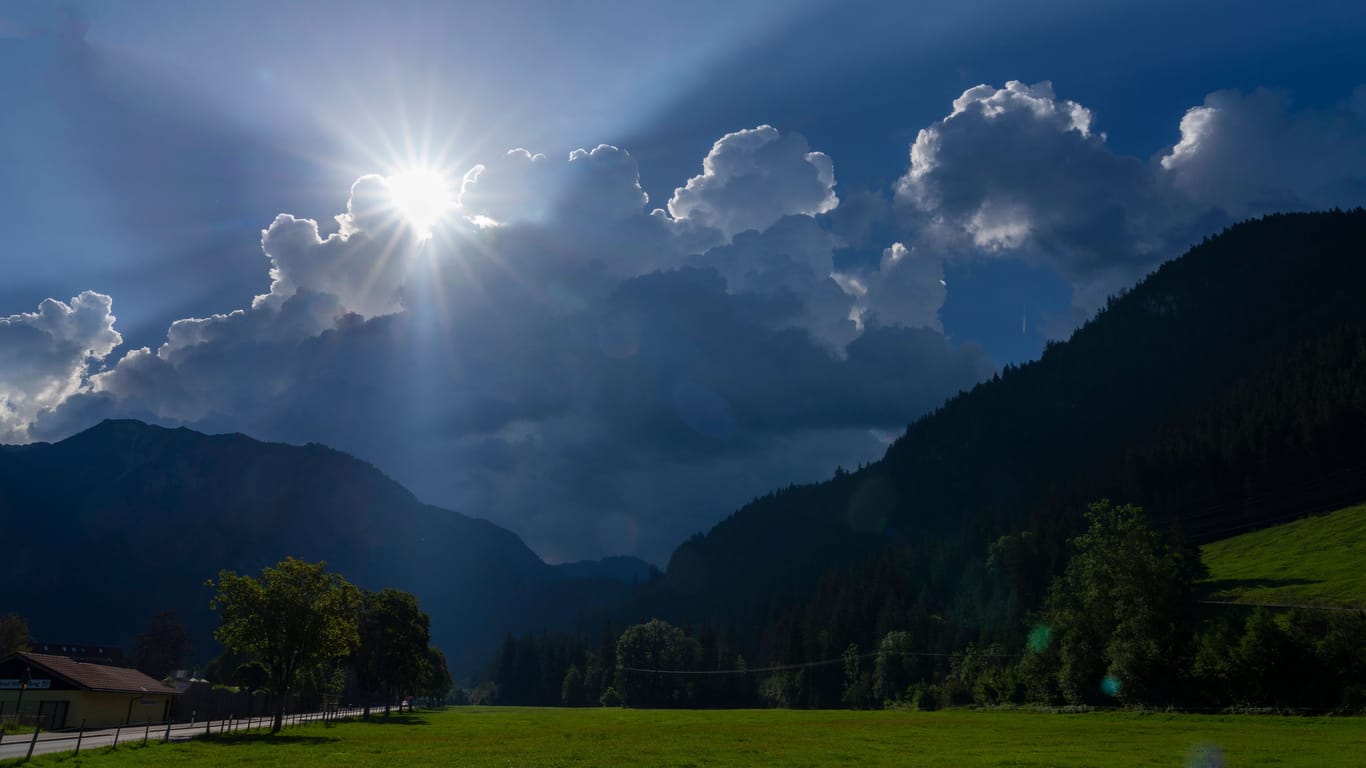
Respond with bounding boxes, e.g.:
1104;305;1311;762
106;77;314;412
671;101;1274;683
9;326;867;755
599;687;622;707
910;684;939;711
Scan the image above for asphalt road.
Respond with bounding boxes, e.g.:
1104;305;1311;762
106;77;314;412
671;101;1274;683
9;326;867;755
0;708;363;762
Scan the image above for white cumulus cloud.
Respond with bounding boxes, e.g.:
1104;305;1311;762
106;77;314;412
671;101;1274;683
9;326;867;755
668;125;838;240
837;242;946;334
0;292;121;442
1160;87;1366;217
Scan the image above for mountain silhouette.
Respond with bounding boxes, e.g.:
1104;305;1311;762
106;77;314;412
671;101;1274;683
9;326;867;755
0;420;630;678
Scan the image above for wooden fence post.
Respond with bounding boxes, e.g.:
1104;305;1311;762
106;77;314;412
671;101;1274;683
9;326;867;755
23;721;41;763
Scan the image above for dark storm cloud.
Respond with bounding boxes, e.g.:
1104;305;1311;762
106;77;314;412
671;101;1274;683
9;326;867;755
16;125;990;560
10;77;1366;562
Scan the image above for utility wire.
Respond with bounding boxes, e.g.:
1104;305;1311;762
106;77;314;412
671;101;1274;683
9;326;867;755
1196;599;1365;613
620;649;1019;677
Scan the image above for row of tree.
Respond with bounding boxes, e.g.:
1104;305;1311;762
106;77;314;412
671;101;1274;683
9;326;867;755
481;501;1366;712
208;557;452;731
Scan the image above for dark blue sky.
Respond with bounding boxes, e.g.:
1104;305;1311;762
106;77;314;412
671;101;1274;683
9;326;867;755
3;0;1364;561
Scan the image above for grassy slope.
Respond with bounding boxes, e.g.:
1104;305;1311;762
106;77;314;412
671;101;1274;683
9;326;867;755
15;708;1366;768
1200;502;1366;608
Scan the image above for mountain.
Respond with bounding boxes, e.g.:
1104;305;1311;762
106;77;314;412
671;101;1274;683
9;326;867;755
651;210;1366;641
553;556;660;584
0;420;626;679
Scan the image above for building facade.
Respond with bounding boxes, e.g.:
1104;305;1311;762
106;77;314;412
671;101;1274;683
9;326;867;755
0;652;179;730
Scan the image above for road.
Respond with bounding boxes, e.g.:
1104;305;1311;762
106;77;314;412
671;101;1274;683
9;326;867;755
0;708;363;762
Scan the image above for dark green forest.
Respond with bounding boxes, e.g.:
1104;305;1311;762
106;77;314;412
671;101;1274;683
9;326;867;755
481;210;1366;711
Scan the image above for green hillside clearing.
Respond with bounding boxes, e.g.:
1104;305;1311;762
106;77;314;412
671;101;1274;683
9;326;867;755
1200;502;1366;608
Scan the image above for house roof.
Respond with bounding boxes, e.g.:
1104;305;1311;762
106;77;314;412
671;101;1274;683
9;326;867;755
8;652;179;695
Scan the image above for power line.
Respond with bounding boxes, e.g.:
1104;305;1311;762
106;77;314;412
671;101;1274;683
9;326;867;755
1197;599;1364;613
620;648;1019;677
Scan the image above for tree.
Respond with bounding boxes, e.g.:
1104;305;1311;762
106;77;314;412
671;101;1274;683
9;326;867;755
351;589;431;717
209;558;360;732
615;619;700;708
842;643;870;709
422;646;453;706
1042;501;1196;706
129;610;193;680
235;661;270;693
872;630;916;704
561;664;585;707
0;614;29;657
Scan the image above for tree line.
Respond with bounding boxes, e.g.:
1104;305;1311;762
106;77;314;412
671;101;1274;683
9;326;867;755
481;501;1366;711
207;557;453;732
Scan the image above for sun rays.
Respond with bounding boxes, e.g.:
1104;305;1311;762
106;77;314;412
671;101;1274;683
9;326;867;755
386;166;455;239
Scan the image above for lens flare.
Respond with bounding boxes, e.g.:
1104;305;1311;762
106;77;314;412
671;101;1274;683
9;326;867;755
1026;624;1052;653
1186;742;1226;768
1101;674;1122;697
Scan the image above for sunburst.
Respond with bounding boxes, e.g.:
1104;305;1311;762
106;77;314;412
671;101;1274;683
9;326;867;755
386;166;455;239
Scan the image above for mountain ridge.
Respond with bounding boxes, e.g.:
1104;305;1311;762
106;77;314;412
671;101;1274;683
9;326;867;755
0;419;631;678
650;209;1366;641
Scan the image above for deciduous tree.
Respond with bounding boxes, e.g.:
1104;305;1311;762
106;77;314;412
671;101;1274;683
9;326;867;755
209;558;360;732
1042;501;1196;706
422;646;453;706
615;619;700;707
351;589;431;716
0;614;29;657
129;610;193;680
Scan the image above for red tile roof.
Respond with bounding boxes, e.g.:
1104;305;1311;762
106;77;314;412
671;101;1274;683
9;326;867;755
14;652;179;695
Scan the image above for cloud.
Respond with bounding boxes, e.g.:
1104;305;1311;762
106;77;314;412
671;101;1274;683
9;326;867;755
13;124;993;562
429;266;988;560
890;80;1366;324
0;292;121;442
32;73;1366;554
895;80;1174;309
22;77;1364;561
836;242;946;334
254;176;418;319
458;144;649;227
667;125;838;239
1160;87;1366;217
691;215;858;349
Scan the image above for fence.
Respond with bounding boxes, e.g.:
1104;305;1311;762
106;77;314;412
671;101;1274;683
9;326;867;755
0;705;367;763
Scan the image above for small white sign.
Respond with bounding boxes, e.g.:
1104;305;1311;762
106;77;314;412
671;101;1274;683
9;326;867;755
0;679;51;690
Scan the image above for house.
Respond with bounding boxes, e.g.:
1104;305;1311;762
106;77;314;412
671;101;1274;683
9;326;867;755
0;651;179;730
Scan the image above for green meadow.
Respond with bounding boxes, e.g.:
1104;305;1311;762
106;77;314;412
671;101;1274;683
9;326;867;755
14;707;1366;768
1201;502;1366;608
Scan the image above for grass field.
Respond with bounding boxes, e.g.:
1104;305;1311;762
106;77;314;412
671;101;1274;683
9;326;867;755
13;707;1366;768
1200;501;1366;608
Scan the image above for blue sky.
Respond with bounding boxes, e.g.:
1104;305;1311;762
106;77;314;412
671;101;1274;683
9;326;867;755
3;0;1365;562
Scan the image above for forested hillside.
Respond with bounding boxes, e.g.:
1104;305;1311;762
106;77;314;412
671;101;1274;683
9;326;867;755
482;210;1366;710
658;210;1366;640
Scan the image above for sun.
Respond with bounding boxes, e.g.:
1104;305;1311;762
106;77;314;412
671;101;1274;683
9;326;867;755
386;167;455;238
